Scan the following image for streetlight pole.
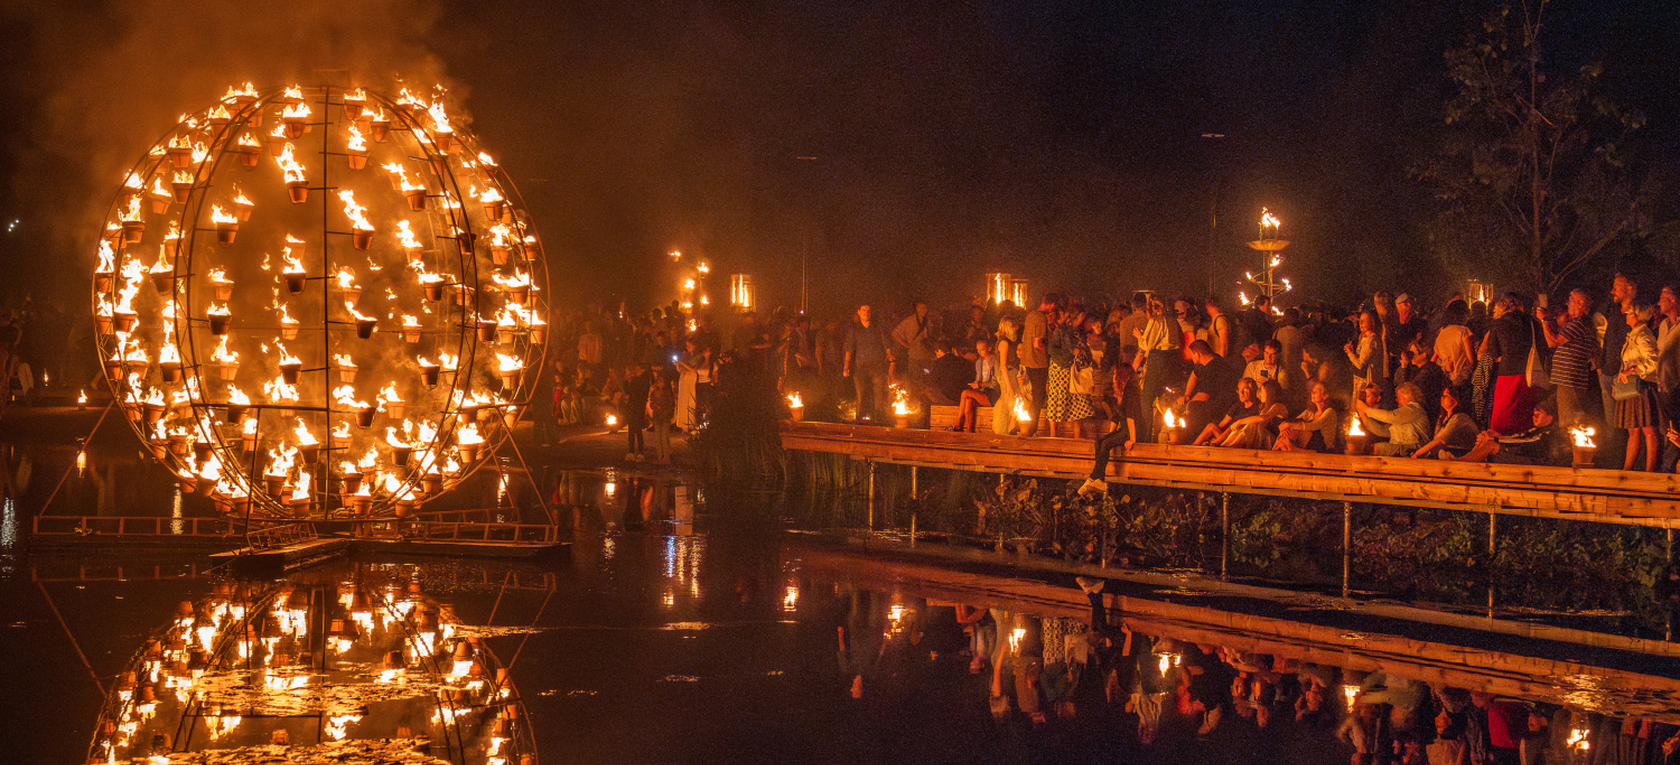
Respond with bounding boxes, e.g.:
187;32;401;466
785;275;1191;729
796;156;818;314
1201;133;1226;299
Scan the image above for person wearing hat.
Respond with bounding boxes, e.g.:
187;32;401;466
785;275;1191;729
1388;293;1428;377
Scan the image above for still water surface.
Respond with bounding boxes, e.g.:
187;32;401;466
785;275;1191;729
6;429;1680;764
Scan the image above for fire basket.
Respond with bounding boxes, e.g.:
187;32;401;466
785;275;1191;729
91;82;550;522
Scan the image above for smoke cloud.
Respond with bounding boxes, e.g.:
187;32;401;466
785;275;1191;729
2;0;450;306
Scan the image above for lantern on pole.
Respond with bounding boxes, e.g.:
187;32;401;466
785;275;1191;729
730;274;755;312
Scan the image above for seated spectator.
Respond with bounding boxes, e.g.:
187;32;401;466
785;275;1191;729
1450;397;1571;466
1274;381;1343;453
1216;380;1289;449
955;339;1001;432
1194;377;1260;446
1356;382;1432;456
1412;385;1480;459
927;342;973;406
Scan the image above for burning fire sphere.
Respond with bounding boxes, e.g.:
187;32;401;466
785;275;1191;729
92;83;548;520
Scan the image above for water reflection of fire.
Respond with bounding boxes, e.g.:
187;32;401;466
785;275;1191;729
87;569;541;765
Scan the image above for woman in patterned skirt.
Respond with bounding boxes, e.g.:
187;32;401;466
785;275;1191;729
1044;307;1095;436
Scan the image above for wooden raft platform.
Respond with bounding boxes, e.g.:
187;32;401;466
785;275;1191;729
780;421;1680;528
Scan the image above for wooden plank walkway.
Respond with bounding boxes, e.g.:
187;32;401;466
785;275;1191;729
780;421;1680;528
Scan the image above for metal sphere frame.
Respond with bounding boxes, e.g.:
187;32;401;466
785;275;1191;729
92;83;549;521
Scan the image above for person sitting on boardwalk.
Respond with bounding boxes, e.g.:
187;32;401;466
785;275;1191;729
1355;381;1432;456
1447;396;1571;466
1214;380;1289;449
1274;381;1342;453
955;339;1001;432
1411;385;1480;459
1193;377;1259;446
1078;358;1141;496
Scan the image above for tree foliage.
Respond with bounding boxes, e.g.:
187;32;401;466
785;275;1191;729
1413;0;1644;294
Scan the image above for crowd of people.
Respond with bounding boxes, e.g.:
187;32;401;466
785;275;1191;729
543;270;1680;483
830;578;1670;765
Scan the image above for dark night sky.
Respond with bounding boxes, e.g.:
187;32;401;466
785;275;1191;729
1;0;1676;316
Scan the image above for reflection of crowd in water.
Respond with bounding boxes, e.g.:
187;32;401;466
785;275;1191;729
826;579;1680;765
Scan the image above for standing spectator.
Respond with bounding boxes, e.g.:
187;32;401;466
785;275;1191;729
1021;294;1057;436
1273;307;1309;379
1599;273;1639;464
1243;339;1292;394
1656;283;1680;424
1484;294;1538;434
1395;340;1449;423
891;300;937;385
1390;293;1428;367
577;320;603;370
842;304;892;423
1538;288;1600;430
622;362;653;461
1615;302;1660;472
1136;295;1182;442
1204;298;1234;357
0;311;20;418
1345;310;1383;397
993;317;1022;435
1116;291;1152;360
1238;294;1274;353
1182;340;1241;438
1044;305;1094;437
1434;300;1476;387
647;374;675;465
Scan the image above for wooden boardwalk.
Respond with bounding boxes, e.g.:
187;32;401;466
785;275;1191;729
780;421;1680;528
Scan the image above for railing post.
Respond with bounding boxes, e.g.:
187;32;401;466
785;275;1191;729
866;459;875;531
1342;501;1352;599
910;465;918;546
1488;512;1498;615
1220;492;1230;581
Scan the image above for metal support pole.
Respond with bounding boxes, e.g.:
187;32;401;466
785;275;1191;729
1221;492;1230;581
909;465;918;546
1488;512;1498;615
866;460;875;531
1341;501;1352;599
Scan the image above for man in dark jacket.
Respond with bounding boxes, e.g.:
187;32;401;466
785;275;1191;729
843;304;893;423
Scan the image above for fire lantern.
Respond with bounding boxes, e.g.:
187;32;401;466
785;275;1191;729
90;82;549;521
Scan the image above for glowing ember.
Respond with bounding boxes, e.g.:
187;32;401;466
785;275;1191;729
1162;409;1182;429
787;392;803;408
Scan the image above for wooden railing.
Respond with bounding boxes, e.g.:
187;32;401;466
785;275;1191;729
780;421;1680;528
407;521;558;545
245;522;317;550
32;515;241;539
